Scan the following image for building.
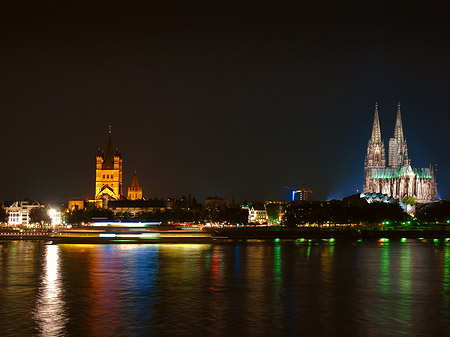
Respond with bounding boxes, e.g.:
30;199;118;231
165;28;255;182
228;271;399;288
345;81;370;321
363;103;438;203
108;199;166;217
95;126;124;201
128;171;143;200
292;189;312;201
5;199;42;226
242;203;267;224
205;197;229;209
68;199;85;211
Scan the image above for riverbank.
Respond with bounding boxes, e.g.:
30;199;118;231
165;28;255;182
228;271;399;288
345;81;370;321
212;227;450;240
1;227;450;243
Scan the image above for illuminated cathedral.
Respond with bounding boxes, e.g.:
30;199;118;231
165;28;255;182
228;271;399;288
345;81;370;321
363;103;438;203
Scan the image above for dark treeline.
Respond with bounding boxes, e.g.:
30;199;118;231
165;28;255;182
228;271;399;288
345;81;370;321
52;199;450;226
285;200;450;226
65;202;248;226
284;200;408;226
415;200;450;223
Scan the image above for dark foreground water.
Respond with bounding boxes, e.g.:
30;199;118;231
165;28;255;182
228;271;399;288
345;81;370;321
1;239;450;337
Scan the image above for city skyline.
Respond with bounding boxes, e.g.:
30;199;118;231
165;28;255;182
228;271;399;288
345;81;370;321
1;1;449;203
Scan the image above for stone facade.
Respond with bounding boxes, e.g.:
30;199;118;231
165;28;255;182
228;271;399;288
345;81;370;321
363;103;437;203
95;126;123;200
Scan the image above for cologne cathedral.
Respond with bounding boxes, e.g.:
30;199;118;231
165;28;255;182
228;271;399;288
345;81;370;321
363;103;438;203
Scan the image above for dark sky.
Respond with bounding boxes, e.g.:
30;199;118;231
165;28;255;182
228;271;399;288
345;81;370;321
1;0;449;203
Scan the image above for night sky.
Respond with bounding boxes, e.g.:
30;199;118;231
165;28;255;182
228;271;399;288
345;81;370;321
1;1;449;203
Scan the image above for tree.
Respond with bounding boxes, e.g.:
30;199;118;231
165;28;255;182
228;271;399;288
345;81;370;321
65;204;114;225
416;200;450;223
29;207;51;225
266;203;282;224
402;196;416;206
0;207;7;223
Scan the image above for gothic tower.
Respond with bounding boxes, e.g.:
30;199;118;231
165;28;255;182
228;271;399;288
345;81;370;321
363;103;386;193
128;171;143;200
95;126;123;200
362;103;437;203
388;102;409;167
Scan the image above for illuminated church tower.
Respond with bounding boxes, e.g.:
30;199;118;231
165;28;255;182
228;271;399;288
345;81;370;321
363;103;386;193
388;103;409;168
128;171;143;200
95;126;123;200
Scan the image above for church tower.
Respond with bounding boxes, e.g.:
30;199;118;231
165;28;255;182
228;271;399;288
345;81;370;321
95;126;123;200
128;171;143;200
363;103;386;193
388;102;409;167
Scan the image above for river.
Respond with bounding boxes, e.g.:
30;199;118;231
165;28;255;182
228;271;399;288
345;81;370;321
1;239;449;336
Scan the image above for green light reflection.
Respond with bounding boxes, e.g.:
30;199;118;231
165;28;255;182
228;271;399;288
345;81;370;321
397;244;412;332
378;244;390;323
443;245;450;293
273;244;282;330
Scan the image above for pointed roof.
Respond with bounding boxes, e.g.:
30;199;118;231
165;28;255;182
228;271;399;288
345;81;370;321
102;126;115;169
130;171;141;190
370;102;382;143
394;102;404;141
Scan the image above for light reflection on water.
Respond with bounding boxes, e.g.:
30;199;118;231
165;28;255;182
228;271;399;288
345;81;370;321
33;245;66;336
1;240;450;336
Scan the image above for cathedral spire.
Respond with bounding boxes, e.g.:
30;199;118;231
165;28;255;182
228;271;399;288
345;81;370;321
394;102;404;141
102;126;115;169
370;102;382;143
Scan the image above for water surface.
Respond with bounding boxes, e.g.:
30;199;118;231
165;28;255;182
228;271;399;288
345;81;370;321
1;239;449;336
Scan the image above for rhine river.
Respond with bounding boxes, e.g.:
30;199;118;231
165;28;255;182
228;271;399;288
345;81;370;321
1;239;450;337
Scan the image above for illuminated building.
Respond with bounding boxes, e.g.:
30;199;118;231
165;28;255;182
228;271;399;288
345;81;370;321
95;126;124;201
284;186;312;201
242;203;267;224
6;199;42;226
292;189;311;201
47;208;62;226
68;199;85;211
127;171;143;200
363;103;438;203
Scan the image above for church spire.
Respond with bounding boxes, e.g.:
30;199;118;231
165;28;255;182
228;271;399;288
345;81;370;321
394;102;404;141
391;102;409;167
130;170;140;189
102;125;115;169
370;102;382;143
128;170;143;200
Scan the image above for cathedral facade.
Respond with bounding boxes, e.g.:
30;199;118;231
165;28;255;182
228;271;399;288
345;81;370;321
363;103;438;203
